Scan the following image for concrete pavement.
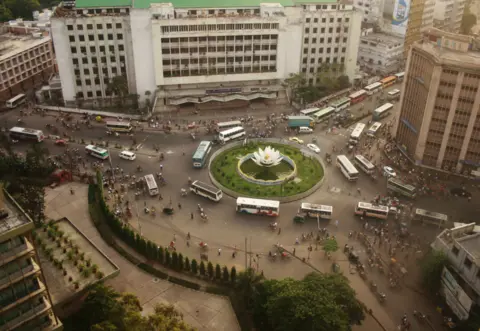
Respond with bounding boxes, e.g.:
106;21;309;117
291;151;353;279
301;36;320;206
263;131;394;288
44;183;241;331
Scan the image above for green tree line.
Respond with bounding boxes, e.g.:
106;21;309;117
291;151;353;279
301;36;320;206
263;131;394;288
0;0;60;22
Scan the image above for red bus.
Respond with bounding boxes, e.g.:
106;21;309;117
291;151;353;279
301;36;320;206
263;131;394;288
348;89;367;104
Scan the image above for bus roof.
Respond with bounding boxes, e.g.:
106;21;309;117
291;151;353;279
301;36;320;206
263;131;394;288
368;122;382;131
374;103;394;114
106;121;131;126
300;107;320;114
395;72;405;77
7;94;26;102
192;180;221;193
193;141;212;159
144;174;157;187
365;82;382;89
337;155;358;174
349;90;367;98
354;155;375;168
288;115;314;120
217;120;241;127
415;208;448;221
358;202;389;212
236;197;280;208
219;126;244;135
380;76;396;83
350;123;366;138
314;107;335;117
85;144;107;152
388;177;416;190
331;97;350;105
9;127;42;134
301;202;333;211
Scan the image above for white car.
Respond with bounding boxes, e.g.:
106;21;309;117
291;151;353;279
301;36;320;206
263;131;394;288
383;166;396;177
119;150;136;161
307;144;321;153
289;137;304;144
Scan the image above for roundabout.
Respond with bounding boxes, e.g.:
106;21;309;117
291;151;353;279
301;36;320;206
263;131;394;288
209;139;324;200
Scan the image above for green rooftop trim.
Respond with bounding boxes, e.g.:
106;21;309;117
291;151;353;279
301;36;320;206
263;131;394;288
74;0;298;9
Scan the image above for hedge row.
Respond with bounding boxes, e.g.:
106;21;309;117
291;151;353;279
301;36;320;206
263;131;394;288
89;180;237;286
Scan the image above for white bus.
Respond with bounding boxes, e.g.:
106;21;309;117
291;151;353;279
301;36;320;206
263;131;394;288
9;127;45;142
300;107;320;116
336;155;359;181
313;107;336;123
395;72;405;82
354;155;375;174
300;203;333;220
349;123;366;145
387;177;417;199
367;122;382;137
355;202;389;220
364;82;383;95
236;197;280;217
6;94;26;108
85;145;109;160
106;121;132;132
330;97;351;112
414;208;448;227
144;174;159;196
218;126;245;143
190;180;223;202
217;121;242;132
372;103;394;121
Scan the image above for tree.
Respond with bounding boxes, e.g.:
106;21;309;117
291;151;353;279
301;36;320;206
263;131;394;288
199;261;206;276
165;250;171;266
4;0;40;20
322;238;339;256
0;5;13;22
178;253;184;271
461;4;477;35
222;266;229;282
230;266;237;283
171;251;178;268
253;273;365;331
106;75;129;106
207;262;214;278
420;250;449;294
184;257;190;272
235;268;264;309
215;264;222;280
191;259;198;274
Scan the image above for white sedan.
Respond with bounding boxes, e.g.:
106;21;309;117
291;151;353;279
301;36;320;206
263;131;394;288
289;137;304;144
307;144;321;153
383;166;397;177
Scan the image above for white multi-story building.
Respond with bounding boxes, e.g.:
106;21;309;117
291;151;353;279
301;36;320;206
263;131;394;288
357;32;403;75
353;0;384;24
51;0;361;111
434;0;466;33
421;0;436;32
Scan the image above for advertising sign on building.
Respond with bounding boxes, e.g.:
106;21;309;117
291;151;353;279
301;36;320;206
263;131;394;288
440;267;472;320
391;0;410;36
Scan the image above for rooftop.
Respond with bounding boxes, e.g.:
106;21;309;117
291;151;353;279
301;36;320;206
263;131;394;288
0;189;34;241
458;234;480;261
360;33;404;47
73;0;337;9
414;41;480;69
0;32;51;62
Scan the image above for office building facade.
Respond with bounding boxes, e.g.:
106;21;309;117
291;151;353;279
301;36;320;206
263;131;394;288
51;0;361;111
357;32;404;75
433;0;466;33
395;28;480;175
0;190;61;330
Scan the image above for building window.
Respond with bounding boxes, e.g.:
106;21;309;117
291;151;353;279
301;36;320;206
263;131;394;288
322;18;326;23
452;246;459;255
96;91;102;97
97;24;102;29
87;24;93;30
118;45;124;51
69;36;75;42
330;18;334;23
305;28;309;33
117;34;123;40
77;25;83;30
346;18;350;22
116;23;122;29
90;46;96;52
342;47;346;53
464;257;472;269
107;23;112;29
72;59;78;65
79;35;85;42
328;28;333;33
306;18;310;23
344;28;349;33
108;34;113;40
67;25;73;31
313;28;317;33
98;35;104;41
87;91;93;97
76;80;81;86
70;47;77;53
84;69;89;75
314;18;318;23
88;35;95;41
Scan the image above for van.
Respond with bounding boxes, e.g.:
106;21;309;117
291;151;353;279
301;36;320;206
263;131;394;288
119;150;136;160
299;127;313;133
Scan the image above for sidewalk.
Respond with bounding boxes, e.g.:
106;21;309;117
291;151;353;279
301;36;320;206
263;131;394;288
44;183;240;331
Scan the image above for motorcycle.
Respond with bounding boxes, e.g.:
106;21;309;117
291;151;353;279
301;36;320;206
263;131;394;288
136;166;143;173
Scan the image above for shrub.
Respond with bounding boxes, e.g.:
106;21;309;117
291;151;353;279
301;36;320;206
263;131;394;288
222;266;229;282
207;262;214;278
199;261;206;276
96;271;104;279
230;266;237;283
184;257;190;272
168;276;201;290
215;264;221;280
171;251;178;268
178;253;184;271
156;246;164;264
165;250;171;266
191;259;198;275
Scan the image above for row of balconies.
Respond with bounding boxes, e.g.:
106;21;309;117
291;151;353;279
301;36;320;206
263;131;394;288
0;296;50;330
162;61;276;71
161;50;276;59
0;260;40;291
161;40;278;48
0;239;33;267
0;279;46;315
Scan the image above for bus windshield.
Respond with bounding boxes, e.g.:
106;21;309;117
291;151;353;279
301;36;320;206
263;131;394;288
192;141;213;168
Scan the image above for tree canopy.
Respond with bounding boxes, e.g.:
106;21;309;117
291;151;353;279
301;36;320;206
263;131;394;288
420;250;448;294
252;272;365;331
64;283;195;331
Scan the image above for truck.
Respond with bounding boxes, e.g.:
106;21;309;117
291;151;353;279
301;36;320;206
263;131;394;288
287;116;315;128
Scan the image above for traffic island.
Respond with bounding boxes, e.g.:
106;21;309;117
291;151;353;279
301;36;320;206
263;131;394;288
209;139;324;202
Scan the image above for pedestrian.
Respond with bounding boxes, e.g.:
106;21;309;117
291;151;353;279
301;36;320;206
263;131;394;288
293;248;296;256
178;202;182;209
70;188;75;195
187;232;191;239
218;248;222;256
191;212;194;219
173;234;176;242
335;220;339;228
278;227;281;235
160;164;163;171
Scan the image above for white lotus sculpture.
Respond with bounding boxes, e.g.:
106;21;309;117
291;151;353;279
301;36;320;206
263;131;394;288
252;146;283;167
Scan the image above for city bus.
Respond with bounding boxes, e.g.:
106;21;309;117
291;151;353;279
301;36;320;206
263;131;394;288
380;75;397;88
144;174;159;196
395;72;405;82
349;123;366;145
387;177;417;199
313;107;336;123
218;126;245;143
364;82;383;95
355;202;389;220
300;107;320;116
413;208;448;227
354;155;375;174
217;121;242;132
6;94;26;108
85;145;109;160
9;127;45;142
236;197;280;217
336;155;359;181
192;141;213;168
190;180;223;201
387;89;401;101
367;122;382;137
372;103;394;121
106;121;132;133
348;90;367;105
330;97;351;112
300;202;333;220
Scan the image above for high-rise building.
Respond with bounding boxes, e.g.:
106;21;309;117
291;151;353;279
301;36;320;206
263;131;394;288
353;0;385;24
421;0;435;32
403;0;426;58
433;0;467;33
51;0;361;111
0;189;62;330
395;28;480;175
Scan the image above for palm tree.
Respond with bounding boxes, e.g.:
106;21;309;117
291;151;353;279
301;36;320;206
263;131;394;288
235;267;264;309
26;143;49;165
